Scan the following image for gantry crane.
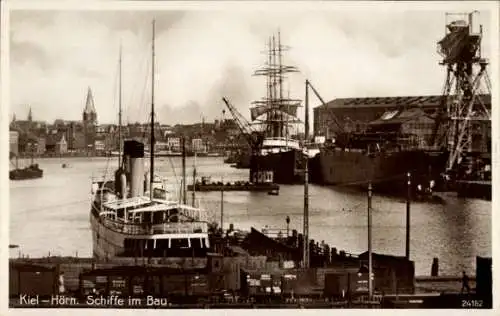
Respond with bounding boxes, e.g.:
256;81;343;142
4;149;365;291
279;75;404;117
432;11;491;173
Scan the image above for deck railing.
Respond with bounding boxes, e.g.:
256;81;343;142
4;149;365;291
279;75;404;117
100;217;208;235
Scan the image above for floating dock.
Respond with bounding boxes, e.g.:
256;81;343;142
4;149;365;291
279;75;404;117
187;181;279;192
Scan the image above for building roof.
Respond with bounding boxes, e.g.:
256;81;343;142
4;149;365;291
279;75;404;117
84;86;96;114
45;132;66;146
318;94;491;109
369;107;435;125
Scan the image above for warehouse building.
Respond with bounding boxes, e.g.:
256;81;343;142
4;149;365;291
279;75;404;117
313;95;491;153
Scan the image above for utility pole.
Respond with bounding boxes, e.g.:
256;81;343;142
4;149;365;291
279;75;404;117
221;176;224;237
303;79;310;269
368;181;373;299
406;172;411;259
118;42;123;168
182;136;187;204
192;152;197;207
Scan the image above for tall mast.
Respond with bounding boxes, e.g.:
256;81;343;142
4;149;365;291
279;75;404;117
252;32;300;140
278;31;284;140
118;42;123;167
192;152;197;207
150;20;156;200
272;35;277;138
267;37;272;136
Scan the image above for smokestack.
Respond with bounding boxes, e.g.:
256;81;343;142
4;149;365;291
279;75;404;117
124;140;145;198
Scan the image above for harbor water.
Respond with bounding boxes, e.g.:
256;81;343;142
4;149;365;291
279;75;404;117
9;157;491;276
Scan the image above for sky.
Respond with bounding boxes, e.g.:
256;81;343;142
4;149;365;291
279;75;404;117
7;2;495;126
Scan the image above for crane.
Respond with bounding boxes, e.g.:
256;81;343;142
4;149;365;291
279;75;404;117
305;79;350;146
222;97;264;153
431;11;491;173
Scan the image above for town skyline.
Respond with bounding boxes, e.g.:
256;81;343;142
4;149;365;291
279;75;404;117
9;3;494;125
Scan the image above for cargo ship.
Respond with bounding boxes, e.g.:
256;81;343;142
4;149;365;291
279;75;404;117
90;22;211;260
249;32;305;184
313;108;449;198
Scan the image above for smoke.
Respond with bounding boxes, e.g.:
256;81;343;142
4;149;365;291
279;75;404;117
9;7;493;125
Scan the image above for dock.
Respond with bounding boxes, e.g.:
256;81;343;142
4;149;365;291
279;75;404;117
8;255;491;309
187;178;279;193
8;227;492;309
456;180;491;200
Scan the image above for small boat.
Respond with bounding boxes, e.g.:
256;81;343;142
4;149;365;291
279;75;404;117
9;244;19;249
62;163;69;168
10;150;43;180
268;189;279;196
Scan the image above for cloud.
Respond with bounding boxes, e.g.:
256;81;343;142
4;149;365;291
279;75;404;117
9;7;493;126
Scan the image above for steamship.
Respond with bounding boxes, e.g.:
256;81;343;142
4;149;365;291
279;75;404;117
89;22;210;260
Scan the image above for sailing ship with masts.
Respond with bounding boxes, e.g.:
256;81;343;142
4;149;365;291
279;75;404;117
9;141;43;180
250;32;307;184
90;21;210;259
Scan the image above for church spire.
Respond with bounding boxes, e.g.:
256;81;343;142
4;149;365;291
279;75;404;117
84;86;96;114
27;106;32;122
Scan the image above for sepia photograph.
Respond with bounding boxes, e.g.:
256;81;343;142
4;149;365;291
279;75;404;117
3;0;497;310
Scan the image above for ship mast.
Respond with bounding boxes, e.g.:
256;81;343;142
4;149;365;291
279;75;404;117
252;31;300;142
267;37;272;137
149;20;156;200
118;42;123;168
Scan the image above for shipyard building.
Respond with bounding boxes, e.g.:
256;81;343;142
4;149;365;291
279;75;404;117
313;95;491;153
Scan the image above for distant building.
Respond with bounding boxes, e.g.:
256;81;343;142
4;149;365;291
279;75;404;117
56;134;68;154
64;121;85;151
36;137;46;155
83;87;98;153
155;141;168;151
94;137;106;154
167;137;181;152
9;130;19;156
313;95;491;152
367;108;437;150
313;95;490;135
191;138;206;153
45;132;67;155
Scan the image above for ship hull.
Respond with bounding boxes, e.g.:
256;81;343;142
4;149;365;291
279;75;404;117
90;204;209;259
315;148;448;197
252;149;305;184
90;206;124;258
9;166;43;180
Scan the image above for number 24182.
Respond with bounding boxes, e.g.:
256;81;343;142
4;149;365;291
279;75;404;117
462;300;483;308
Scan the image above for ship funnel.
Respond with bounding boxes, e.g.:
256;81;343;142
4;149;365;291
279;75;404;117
124;140;145;198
